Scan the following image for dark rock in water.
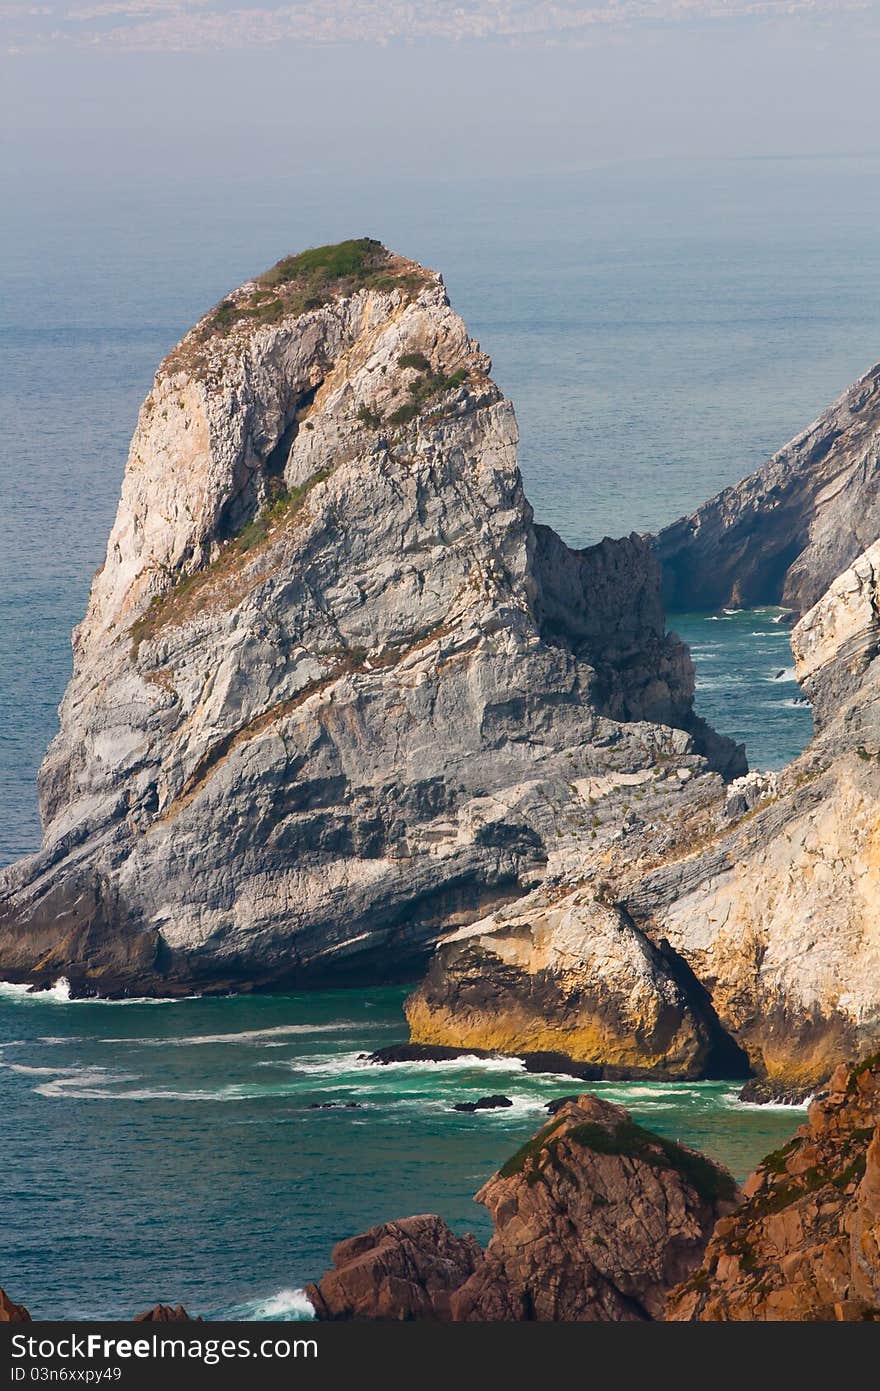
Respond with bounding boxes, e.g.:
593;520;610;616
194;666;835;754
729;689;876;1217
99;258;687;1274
134;1304;195;1322
773;669;785;680
520;1051;607;1080
307;1101;361;1109
305;1216;482;1321
546;1095;581;1115
738;1078;814;1106
453;1095;513;1112
365;1043;496;1066
0;1288;30;1322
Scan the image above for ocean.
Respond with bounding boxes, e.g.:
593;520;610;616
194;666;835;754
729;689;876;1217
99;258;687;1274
2;155;878;1315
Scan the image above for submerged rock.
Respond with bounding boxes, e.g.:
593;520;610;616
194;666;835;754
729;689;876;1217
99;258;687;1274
452;1094;513;1112
668;1053;880;1320
307;1094;738;1321
0;1289;30;1322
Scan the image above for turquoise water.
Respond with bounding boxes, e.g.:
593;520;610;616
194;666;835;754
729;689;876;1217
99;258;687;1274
2;158;873;1317
672;607;812;771
0;982;802;1320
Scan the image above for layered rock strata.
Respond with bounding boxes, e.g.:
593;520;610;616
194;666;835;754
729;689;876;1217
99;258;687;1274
306;1095;739;1321
0;239;737;1004
655;360;880;613
668;1054;880;1320
411;526;880;1094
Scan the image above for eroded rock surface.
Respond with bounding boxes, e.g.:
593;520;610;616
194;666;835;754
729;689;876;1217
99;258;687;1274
0;239;736;1008
304;1216;481;1321
668;1054;880;1320
306;1095;739;1321
655;361;880;613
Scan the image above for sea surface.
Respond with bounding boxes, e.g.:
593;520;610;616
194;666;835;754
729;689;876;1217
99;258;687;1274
0;981;803;1320
2;156;878;1315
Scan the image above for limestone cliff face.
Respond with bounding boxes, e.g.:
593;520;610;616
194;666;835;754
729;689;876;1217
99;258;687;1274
0;240;726;997
306;1095;739;1322
667;1055;880;1320
655;361;880;614
409;394;880;1094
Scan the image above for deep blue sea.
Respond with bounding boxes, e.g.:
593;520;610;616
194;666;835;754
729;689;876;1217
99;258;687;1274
2;156;878;1315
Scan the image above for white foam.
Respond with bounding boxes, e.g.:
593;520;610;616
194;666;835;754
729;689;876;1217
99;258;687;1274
0;978;72;1003
0;978;198;1006
226;1288;315;1321
100;1023;374;1047
359;1052;524;1074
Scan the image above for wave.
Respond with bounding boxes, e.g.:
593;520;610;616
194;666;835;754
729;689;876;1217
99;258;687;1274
222;1288;315;1321
0;977;199;1006
99;1023;378;1048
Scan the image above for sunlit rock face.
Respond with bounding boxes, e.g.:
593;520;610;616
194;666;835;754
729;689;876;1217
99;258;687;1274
0;240;727;998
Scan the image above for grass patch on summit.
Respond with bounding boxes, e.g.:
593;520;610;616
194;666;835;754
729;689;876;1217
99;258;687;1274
167;240;432;372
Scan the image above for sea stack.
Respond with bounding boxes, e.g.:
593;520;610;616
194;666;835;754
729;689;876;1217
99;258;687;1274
0;239;736;1018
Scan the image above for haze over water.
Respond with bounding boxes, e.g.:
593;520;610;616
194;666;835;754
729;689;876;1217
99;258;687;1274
2;157;878;1315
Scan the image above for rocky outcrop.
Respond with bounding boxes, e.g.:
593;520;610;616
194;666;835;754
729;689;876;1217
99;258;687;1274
0;1289;30;1322
0;239;738;1003
655;361;880;614
133;1304;195;1322
307;1095;739;1321
668;1054;880;1320
412;517;880;1095
304;1216;481;1321
405;889;750;1079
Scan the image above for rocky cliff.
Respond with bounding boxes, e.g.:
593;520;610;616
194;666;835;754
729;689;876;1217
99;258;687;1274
407;373;880;1095
306;1094;739;1321
655;361;880;613
668;1054;880;1320
0;239;733;998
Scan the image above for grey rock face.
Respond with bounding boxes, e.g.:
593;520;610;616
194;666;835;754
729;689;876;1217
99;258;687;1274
655;362;880;614
0;244;736;997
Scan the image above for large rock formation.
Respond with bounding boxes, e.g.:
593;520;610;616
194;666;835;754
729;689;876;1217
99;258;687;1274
410;540;880;1095
411;379;880;1097
655;360;880;613
0;239;737;1001
307;1095;739;1321
668;1053;880;1320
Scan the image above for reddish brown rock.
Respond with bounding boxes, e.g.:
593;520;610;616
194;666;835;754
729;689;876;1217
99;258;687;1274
450;1094;739;1320
133;1304;194;1322
0;1289;30;1322
307;1095;738;1321
667;1054;880;1320
305;1216;482;1321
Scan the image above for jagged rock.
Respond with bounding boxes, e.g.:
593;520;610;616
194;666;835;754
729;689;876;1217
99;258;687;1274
0;1289;30;1322
305;1216;482;1321
667;1054;880;1320
0;239;737;1007
655;361;880;613
452;1094;513;1112
133;1304;195;1322
406;885;750;1080
412;519;880;1094
723;770;779;820
307;1096;738;1321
